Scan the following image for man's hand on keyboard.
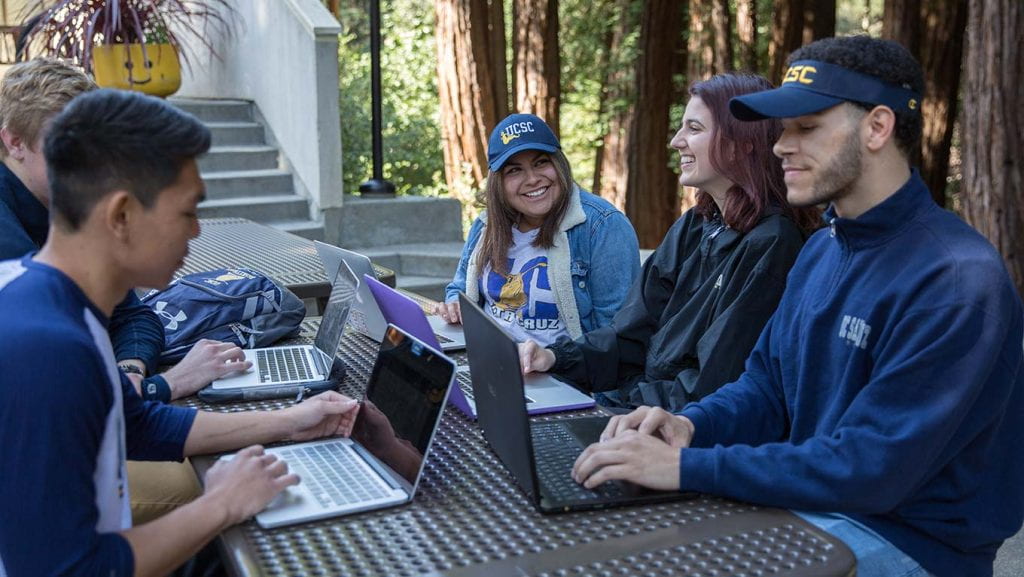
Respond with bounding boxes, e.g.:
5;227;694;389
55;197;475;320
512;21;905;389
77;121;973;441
571;430;681;492
284;391;360;442
204;445;298;524
162;339;253;399
600;406;695;448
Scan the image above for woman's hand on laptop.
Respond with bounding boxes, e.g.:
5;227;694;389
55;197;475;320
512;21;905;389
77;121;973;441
162;339;253;399
600;406;695;448
434;301;462;324
203;445;298;525
571;430;681;491
284;391;360;442
519;340;555;374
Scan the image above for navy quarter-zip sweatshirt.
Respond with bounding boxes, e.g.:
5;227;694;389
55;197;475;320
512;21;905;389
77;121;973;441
679;171;1024;577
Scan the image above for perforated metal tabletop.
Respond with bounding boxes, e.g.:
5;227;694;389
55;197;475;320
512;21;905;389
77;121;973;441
180;218;395;300
184;320;855;577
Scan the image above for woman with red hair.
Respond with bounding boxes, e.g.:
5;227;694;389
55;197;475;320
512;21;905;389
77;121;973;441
521;73;819;412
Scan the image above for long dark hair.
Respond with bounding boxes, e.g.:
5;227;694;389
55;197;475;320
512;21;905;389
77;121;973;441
477;150;573;276
689;74;820;234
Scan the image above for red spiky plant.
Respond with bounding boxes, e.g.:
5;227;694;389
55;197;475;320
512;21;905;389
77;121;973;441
20;0;236;74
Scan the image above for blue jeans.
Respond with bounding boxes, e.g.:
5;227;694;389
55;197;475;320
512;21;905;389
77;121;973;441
794;511;932;577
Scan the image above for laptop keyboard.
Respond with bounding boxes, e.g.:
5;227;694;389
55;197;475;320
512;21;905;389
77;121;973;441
279;443;394;508
531;422;625;503
257;347;314;383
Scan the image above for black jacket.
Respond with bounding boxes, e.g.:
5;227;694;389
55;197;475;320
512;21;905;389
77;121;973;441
549;208;807;412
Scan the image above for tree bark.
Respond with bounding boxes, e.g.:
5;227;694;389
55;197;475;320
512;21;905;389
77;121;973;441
882;0;921;56
434;0;509;208
736;0;758;72
627;0;685;248
802;0;836;43
710;0;733;72
769;0;804;83
962;0;1024;296
594;0;635;211
513;0;560;135
687;0;713;82
918;0;966;206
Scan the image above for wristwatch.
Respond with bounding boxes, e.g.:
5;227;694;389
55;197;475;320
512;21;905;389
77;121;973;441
118;363;145;377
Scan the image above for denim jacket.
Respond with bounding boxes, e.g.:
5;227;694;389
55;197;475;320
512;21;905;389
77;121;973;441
445;185;640;339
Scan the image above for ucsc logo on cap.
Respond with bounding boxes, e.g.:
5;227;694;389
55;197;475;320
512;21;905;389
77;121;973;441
500;120;536;145
729;60;922;121
487;113;561;172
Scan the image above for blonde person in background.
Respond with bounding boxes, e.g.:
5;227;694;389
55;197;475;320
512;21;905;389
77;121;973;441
436;113;640;346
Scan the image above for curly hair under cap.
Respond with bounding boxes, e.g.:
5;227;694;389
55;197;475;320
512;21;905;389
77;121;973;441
788;36;924;158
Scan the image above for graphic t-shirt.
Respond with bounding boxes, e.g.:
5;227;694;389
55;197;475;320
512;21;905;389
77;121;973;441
479;227;569;346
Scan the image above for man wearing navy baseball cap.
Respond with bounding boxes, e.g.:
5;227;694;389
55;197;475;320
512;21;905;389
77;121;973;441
572;36;1023;577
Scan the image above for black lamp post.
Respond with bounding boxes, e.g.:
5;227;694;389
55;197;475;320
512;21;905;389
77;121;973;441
358;0;396;197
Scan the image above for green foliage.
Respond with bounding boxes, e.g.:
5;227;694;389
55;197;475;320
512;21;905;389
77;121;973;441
337;0;443;196
335;0;891;198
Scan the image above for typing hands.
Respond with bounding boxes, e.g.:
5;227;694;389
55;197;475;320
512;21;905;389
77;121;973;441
571;407;695;492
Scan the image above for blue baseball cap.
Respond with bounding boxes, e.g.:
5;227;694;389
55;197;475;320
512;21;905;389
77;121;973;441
729;60;921;121
487;113;560;172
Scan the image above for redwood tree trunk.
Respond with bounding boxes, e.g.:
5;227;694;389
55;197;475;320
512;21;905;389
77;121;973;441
918;0;966;205
710;0;733;72
802;0;836;43
594;0;635;211
688;0;713;82
627;0;684;248
962;0;1024;295
769;0;805;83
882;0;921;56
513;0;560;134
736;0;758;72
434;0;508;207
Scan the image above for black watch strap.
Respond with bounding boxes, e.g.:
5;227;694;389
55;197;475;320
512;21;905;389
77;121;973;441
118;363;145;376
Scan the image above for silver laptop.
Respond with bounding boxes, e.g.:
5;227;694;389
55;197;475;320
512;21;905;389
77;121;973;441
250;324;455;528
313;240;466;351
208;260;358;390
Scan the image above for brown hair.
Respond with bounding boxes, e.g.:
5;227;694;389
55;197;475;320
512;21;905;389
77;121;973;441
689;74;820;234
0;58;96;159
478;150;573;276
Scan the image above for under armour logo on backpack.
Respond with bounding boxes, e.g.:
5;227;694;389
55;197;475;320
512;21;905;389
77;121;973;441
153;301;188;331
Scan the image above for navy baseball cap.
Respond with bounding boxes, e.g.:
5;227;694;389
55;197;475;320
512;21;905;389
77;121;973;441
729;60;921;121
487;113;560;172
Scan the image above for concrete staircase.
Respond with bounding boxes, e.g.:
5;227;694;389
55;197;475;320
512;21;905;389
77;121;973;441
170;98;325;241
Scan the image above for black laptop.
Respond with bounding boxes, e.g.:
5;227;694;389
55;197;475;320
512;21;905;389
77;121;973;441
459;292;691;514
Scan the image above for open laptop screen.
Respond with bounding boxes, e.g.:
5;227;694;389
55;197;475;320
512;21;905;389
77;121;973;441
351;325;453;484
312;260;359;360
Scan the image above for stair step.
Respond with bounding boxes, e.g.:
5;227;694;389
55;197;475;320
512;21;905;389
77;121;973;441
207;121;266;146
170;98;252;122
395;275;450;302
361;242;465;278
199;145;279;173
198;194;310;222
202;169;294;200
272;219;325;242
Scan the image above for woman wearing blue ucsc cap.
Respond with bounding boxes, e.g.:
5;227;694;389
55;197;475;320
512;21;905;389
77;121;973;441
436;113;640;346
519;74;820;413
